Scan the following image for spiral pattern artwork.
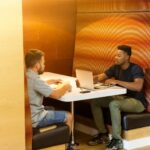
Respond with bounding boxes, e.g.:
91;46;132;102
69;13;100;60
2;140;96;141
73;14;150;74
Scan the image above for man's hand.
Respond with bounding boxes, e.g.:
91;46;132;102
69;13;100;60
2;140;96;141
105;79;118;85
105;78;144;92
75;79;80;87
93;75;99;83
62;81;72;92
47;79;62;85
50;81;72;99
94;73;108;83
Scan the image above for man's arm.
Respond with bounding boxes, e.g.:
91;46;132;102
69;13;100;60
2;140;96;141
50;82;72;99
105;78;144;92
94;73;108;83
46;79;62;85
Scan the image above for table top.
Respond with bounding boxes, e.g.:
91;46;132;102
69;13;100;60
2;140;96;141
40;72;127;102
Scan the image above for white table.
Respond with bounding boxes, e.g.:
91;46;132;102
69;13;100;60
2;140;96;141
40;72;127;145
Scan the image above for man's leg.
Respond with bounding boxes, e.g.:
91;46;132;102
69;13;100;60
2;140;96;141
37;110;71;128
37;111;73;150
91;97;113;133
65;112;73;133
88;97;113;146
106;96;145;150
110;96;145;139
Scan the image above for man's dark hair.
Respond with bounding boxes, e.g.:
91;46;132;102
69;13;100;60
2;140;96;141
117;45;132;56
25;49;44;68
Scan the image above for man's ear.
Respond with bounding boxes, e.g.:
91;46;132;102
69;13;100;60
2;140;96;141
128;55;130;61
126;54;130;61
34;62;40;70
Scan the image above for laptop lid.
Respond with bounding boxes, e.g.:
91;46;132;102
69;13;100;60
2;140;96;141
75;69;94;90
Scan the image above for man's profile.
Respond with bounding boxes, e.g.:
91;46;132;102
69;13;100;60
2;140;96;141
25;49;73;133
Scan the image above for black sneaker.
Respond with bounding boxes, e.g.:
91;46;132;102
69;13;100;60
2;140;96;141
105;138;123;150
66;143;79;150
88;133;109;146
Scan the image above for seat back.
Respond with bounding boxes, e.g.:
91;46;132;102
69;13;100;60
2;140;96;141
144;68;150;112
25;76;32;150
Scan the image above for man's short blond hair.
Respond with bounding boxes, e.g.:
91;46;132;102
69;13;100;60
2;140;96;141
25;49;44;68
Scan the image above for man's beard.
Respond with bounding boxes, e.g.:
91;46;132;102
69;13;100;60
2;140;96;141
38;67;44;74
115;60;125;66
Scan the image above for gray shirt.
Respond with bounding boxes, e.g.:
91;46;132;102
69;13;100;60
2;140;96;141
27;69;52;127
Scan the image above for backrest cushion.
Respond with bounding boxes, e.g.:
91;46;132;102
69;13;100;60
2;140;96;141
144;69;150;112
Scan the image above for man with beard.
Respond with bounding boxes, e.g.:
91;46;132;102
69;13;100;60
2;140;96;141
88;45;147;150
25;49;72;134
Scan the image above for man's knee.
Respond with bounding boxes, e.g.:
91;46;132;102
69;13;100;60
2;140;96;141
91;99;103;107
109;100;120;109
66;112;73;123
91;100;98;106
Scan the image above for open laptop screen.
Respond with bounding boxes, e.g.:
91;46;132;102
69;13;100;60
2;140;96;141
75;69;94;90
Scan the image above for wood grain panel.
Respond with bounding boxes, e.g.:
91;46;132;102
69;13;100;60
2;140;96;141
0;1;25;150
24;76;32;150
123;126;150;140
23;0;76;75
73;13;150;75
77;0;150;13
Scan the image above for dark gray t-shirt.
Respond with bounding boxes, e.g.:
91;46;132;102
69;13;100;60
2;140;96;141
27;69;52;127
105;63;147;107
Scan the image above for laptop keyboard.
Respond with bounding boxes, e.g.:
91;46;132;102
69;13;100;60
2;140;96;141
94;83;113;89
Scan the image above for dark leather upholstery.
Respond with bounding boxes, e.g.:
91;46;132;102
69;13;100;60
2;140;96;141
122;112;150;130
32;123;70;150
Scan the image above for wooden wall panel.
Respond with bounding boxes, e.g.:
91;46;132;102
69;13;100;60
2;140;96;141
74;1;150;75
73;12;150;74
0;1;25;150
77;0;150;12
23;0;76;75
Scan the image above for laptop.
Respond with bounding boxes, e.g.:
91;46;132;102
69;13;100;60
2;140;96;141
75;69;103;90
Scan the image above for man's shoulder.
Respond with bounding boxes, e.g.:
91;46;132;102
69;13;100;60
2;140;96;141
130;63;143;70
27;70;39;80
130;63;144;77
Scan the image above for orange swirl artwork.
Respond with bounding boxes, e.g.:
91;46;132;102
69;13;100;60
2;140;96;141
73;13;150;102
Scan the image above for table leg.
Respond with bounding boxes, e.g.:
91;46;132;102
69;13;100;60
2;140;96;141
70;101;79;150
71;101;75;145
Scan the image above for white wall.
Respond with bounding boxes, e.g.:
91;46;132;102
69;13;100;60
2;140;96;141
0;0;25;150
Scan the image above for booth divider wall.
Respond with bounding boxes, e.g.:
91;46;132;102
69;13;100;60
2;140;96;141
0;1;25;150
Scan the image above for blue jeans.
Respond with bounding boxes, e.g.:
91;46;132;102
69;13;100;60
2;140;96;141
37;110;67;128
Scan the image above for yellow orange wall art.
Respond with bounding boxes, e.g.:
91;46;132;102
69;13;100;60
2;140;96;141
73;14;150;73
73;0;150;102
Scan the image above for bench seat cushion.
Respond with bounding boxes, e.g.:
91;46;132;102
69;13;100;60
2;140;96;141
122;112;150;130
32;124;70;149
